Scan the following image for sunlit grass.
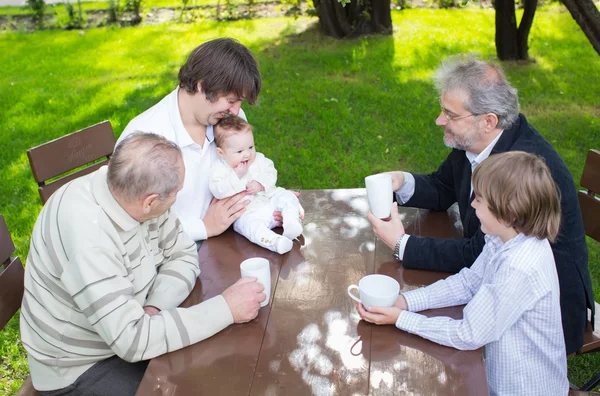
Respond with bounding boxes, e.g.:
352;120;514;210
0;7;599;394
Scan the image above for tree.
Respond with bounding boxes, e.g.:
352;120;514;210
494;0;600;60
494;0;538;60
560;0;600;56
313;0;393;39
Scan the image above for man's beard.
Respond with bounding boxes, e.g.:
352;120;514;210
442;125;482;151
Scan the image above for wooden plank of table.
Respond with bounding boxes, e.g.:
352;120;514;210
136;232;287;396
249;189;376;395
369;206;488;395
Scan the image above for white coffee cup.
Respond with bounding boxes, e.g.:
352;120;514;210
365;174;393;218
347;274;400;309
240;258;271;307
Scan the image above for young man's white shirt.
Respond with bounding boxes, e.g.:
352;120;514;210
118;87;247;241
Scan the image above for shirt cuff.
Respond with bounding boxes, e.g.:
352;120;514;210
177;215;208;242
398;234;410;260
395;310;425;333
395;172;415;204
402;288;430;312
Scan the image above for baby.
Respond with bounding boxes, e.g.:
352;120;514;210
209;115;302;254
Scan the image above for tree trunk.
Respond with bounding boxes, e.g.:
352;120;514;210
560;0;600;56
495;0;519;60
517;0;538;59
314;0;393;39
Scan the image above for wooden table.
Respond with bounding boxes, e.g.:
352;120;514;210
137;189;488;396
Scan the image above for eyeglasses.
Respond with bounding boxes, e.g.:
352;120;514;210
440;108;483;122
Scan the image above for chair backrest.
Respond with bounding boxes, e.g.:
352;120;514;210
27;121;116;204
0;214;25;330
579;149;600;242
572;149;600;357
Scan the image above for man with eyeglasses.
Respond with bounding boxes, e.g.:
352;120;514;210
367;54;593;356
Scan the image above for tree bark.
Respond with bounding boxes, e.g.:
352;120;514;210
517;0;538;59
314;0;393;39
495;0;519;60
560;0;600;56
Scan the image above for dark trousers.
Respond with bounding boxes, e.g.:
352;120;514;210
41;355;149;396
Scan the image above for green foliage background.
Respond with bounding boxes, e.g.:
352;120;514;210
0;7;599;394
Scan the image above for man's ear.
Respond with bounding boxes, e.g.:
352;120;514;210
141;193;160;214
484;113;500;132
196;81;203;94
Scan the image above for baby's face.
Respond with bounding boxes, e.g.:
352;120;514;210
218;129;257;169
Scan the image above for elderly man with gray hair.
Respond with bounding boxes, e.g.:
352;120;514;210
368;54;594;356
20;132;265;395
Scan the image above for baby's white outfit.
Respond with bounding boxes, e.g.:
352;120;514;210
209;152;302;254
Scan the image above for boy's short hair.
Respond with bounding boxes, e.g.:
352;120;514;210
178;38;261;105
214;115;253;148
472;151;561;242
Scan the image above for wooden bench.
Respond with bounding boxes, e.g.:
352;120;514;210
0;215;38;395
570;149;600;391
27;121;116;204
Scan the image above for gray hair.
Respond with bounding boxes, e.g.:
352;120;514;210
433;54;520;129
108;132;183;201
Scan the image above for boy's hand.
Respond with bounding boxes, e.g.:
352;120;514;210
234;161;249;178
246;180;264;195
356;295;407;325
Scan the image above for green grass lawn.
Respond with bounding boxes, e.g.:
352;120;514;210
1;7;599;395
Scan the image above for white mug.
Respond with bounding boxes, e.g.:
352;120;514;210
365;174;393;218
348;274;400;309
240;258;271;307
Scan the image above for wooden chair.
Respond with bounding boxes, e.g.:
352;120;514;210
570;149;600;391
27;121;116;204
0;215;38;395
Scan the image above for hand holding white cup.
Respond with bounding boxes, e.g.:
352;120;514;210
240;258;271;307
347;274;400;310
365;174;393;219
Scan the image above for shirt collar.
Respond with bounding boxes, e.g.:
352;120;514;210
465;131;504;167
92;166;140;232
484;232;527;253
170;87;215;147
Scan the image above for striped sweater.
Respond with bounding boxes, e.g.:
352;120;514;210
20;166;234;391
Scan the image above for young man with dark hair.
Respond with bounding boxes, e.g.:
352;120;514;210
118;38;262;243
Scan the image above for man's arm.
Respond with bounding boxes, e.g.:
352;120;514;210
61;247;234;363
402;229;485;273
404;150;465;211
144;213;200;311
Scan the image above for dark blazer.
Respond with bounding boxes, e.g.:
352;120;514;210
402;114;594;354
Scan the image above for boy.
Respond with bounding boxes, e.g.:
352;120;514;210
358;151;568;395
209;115;303;254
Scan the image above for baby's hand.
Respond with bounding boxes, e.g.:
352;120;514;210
234;161;249;178
246;181;264;195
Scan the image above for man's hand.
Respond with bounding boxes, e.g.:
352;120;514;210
222;277;266;323
367;202;405;250
234;161;249;178
204;192;250;238
273;191;305;226
246;180;264;195
356;295;408;325
144;306;161;317
386;171;406;192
